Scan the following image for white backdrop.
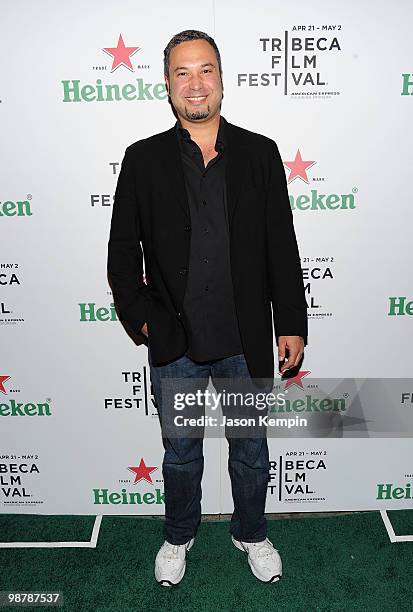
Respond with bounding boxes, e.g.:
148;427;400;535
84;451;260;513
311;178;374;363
1;0;412;515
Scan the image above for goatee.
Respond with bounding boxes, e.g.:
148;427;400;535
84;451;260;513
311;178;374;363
185;108;210;120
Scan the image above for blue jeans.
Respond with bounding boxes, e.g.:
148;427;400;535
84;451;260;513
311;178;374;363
148;348;270;545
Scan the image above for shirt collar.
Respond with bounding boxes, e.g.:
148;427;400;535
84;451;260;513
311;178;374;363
175;115;226;150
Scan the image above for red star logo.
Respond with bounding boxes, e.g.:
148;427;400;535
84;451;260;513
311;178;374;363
128;458;158;484
0;375;11;394
283;149;316;184
283;370;311;390
103;34;140;72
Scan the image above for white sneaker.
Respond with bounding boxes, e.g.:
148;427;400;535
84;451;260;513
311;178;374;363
154;538;194;586
232;536;282;583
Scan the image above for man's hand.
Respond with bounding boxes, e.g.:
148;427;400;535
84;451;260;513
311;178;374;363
278;335;304;374
140;323;148;337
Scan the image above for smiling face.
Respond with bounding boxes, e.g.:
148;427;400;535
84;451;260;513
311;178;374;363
165;38;223;123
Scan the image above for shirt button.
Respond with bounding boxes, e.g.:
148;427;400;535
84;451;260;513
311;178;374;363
203;200;207;206
179;268;188;276
184;224;191;232
205;285;209;291
203;257;209;263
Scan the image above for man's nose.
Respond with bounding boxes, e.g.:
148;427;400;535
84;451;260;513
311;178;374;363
189;74;203;90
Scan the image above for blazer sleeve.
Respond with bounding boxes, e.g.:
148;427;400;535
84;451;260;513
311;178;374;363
107;145;150;334
265;140;308;346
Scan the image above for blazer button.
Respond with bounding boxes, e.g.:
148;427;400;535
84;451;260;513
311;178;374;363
184;224;191;232
176;311;182;320
179;267;188;276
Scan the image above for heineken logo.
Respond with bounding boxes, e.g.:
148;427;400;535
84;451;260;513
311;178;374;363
62;33;166;103
0;197;32;217
269;393;348;413
377;482;412;500
401;73;413;96
388;297;413;316
284;149;316;184
272;373;349;413
289;189;356;210
0;400;51;417
79;302;118;322
102;34;141;73
0;375;11;394
93;458;164;505
0;376;51;417
283;149;357;211
128;458;158;484
62;79;167;103
93;488;165;505
283;370;311;390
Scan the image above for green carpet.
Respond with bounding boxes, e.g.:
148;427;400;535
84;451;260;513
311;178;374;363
0;511;412;611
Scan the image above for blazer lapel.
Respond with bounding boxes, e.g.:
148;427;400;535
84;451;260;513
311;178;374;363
224;119;250;228
158;127;191;221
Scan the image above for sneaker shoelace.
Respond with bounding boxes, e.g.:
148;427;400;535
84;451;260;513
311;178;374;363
249;539;276;559
162;542;182;561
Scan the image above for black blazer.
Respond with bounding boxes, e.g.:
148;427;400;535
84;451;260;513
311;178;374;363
107;116;308;384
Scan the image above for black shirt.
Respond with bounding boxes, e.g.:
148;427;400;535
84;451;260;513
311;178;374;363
175;115;244;361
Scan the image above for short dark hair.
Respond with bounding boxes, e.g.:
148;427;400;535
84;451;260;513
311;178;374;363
163;29;222;79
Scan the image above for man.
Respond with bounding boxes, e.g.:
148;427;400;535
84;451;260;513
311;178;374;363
107;29;308;586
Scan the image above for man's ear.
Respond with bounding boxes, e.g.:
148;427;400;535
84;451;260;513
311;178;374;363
165;76;170;95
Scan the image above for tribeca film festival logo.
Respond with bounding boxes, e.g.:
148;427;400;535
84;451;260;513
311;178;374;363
0;375;51;417
301;256;334;319
401;392;413;406
268;450;328;503
90;161;121;208
62;33;167;103
388;296;413;316
103;367;157;418
0;453;42;507
0;300;25;325
237;25;342;99
77;297;157;415
0;263;24;326
0;194;33;217
283;148;357;211
0;263;20;287
93;458;165;506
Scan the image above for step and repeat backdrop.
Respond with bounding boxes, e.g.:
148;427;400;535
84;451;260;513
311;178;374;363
1;1;412;515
